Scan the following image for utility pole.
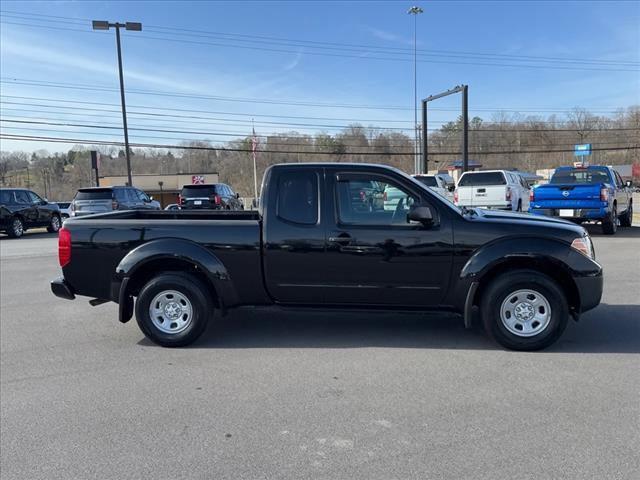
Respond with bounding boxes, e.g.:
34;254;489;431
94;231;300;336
461;85;469;173
92;20;142;186
408;6;423;174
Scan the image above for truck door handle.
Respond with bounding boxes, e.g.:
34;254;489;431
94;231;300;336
329;233;352;245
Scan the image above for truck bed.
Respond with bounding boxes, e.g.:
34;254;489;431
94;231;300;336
61;209;268;305
68;209;261;222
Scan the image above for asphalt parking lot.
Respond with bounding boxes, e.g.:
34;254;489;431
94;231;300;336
1;226;639;480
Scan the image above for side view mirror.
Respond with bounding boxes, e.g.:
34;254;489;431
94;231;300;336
625;180;633;188
148;196;154;201
447;185;455;192
407;204;435;226
236;193;241;199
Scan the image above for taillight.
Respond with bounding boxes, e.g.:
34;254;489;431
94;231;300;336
179;194;184;205
70;202;75;212
600;187;609;202
505;187;512;201
383;192;388;201
213;195;221;205
529;189;535;202
59;228;71;267
453;189;459;205
112;200;119;210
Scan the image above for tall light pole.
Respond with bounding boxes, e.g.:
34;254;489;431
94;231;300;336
408;6;423;174
92;20;142;187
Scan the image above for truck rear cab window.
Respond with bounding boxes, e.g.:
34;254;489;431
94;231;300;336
276;171;319;225
458;172;506;186
549;168;610;184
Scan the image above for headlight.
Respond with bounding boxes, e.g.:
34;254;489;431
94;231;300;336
571;236;594;259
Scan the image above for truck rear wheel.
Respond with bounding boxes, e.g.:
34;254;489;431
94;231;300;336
481;270;568;351
602;206;617;235
135;273;212;347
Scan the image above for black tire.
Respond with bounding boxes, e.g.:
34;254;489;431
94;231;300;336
619;203;632;228
481;270;569;351
47;214;61;233
135;273;213;347
602;205;617;235
7;216;24;238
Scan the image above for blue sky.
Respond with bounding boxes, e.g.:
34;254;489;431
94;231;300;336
1;0;639;153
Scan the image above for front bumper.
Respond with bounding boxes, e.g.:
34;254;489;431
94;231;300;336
575;272;604;313
51;277;75;300
530;208;608;220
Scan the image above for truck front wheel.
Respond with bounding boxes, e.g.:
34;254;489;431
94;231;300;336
135;273;212;347
619;203;632;227
481;270;569;351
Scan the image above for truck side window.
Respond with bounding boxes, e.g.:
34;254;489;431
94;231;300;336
276;171;318;225
336;176;416;226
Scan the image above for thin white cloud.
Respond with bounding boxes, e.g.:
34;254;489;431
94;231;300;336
1;38;200;92
283;50;303;72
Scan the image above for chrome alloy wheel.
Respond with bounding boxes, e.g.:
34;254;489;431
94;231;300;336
149;290;193;334
500;289;551;337
12;218;24;237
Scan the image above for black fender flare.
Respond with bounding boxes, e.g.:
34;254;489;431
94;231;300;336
457;236;600;326
115;238;239;314
460;237;577;280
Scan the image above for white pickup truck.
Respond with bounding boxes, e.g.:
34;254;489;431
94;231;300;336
413;174;454;201
454;170;530;212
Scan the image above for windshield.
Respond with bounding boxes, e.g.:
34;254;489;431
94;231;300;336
458;172;506;186
550;167;610;184
414;176;438;187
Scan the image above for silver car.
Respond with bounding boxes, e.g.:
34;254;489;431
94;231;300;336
71;186;160;217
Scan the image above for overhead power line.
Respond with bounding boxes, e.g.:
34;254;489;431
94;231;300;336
3;125;636;152
2;133;638;157
1;79;632;114
2;10;638;70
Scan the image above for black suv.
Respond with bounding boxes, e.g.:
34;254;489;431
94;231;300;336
71;186;161;217
179;183;243;210
0;188;62;238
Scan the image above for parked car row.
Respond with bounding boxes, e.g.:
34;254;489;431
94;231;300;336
2;181;245;238
449;164;633;235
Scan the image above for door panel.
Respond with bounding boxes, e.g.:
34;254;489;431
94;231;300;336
14;191;38;225
28;191;49;224
262;167;326;303
321;171;454;306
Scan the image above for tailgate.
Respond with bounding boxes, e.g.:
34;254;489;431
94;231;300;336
470;185;505;206
183;197;215;209
533;184;602;206
457;185;505;206
456;186;474;206
74;199;112;214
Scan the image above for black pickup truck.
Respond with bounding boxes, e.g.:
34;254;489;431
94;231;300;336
51;163;603;351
